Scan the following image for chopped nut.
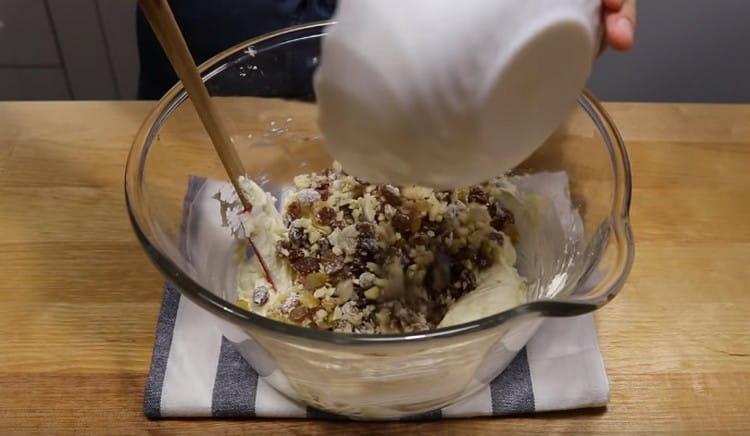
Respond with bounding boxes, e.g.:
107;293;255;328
328;225;360;257
313;286;335;299
402;186;433;200
303;272;328;291
321;298;337;312
299;290;321;308
335;279;354;303
294;174;312;188
364;286;381;300
314;309;328;323
297;188;321;204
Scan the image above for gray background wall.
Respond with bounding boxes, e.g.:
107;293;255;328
589;0;750;103
0;0;139;100
1;0;749;102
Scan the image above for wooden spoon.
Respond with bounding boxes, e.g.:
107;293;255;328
138;0;277;288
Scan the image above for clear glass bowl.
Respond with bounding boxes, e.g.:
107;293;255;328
125;21;633;419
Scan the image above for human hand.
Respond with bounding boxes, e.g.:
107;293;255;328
602;0;636;51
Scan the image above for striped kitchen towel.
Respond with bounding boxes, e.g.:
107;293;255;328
143;176;609;419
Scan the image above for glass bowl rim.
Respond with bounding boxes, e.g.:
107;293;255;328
125;20;634;345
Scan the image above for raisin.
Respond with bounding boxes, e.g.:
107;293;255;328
455;247;473;261
450;262;466;280
252;286;269;306
352;293;368;309
488;201;502;217
350;182;365;199
329;265;352;284
412;233;430;247
489;231;505;243
407;208;423;233
468;187;488;204
426;308;446;327
492;216;514;231
289;226;307;247
356;222;375;238
375;245;400;264
350;259;368;277
289;305;309;322
320;255;345;274
391;211;412;235
317;238;332;255
316;206;337;226
489;202;515;226
379;185;402;206
476;253;492;270
288;248;304;261
357;238;380;260
291;256;320;274
275;240;302;260
489;203;514;230
459;268;477;293
425;260;450;294
421;219;442;235
315;182;331;201
286;201;302;220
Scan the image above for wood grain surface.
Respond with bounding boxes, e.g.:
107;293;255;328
1;101;749;434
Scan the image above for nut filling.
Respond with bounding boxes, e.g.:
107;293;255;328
236;163;523;334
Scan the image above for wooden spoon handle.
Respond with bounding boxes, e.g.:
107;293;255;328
138;0;251;210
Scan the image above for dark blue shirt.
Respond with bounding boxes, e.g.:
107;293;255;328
137;0;336;99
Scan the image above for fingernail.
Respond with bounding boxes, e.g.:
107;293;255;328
616;16;634;38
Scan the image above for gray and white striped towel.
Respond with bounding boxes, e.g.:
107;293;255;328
143;176;609;419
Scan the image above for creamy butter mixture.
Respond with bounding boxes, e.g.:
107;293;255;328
235;163;525;333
